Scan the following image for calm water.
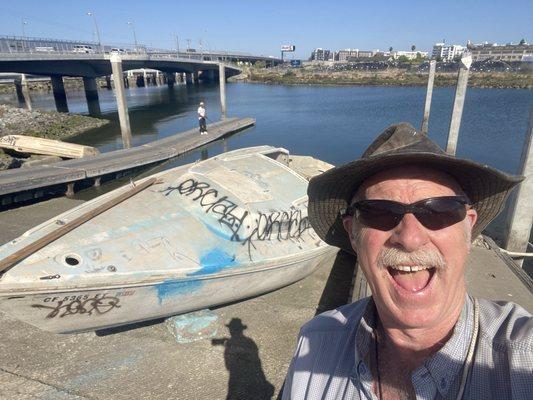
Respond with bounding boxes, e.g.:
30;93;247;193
2;82;532;244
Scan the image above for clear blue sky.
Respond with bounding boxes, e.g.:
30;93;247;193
1;0;531;58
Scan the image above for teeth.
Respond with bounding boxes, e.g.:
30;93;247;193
389;265;431;272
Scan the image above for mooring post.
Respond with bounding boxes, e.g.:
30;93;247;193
505;109;533;267
110;54;132;149
421;60;436;134
446;54;472;155
219;63;227;120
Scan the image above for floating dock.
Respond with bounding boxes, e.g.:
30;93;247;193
0;117;255;206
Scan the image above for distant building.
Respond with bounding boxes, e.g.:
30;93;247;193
337;49;359;62
310;48;332;61
357;50;374;58
467;42;533;61
431;43;465;61
393;50;429;60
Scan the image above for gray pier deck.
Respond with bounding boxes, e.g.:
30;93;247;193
0;117;255;205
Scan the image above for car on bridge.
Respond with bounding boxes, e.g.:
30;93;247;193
72;45;95;54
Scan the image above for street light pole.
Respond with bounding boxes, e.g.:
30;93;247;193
21;19;28;52
127;21;138;51
86;12;102;53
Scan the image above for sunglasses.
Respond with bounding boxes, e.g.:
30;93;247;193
341;196;471;231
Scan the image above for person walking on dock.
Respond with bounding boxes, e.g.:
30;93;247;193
198;101;207;135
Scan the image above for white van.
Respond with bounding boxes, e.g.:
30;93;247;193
72;45;95;54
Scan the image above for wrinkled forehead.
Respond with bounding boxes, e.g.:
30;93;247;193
354;165;465;201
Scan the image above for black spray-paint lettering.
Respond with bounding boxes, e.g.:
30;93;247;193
161;179;311;258
32;295;121;319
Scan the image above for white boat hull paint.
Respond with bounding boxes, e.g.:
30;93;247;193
0;146;334;333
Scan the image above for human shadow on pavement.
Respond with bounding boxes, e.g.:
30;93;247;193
212;318;275;400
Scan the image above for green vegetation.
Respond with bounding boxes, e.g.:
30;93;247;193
248;69;533;89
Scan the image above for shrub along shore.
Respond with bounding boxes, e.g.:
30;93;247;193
245;68;533;89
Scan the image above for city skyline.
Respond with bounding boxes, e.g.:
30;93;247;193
0;0;531;58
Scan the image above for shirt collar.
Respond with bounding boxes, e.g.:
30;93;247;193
353;295;474;397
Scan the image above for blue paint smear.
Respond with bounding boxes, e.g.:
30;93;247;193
155;249;238;304
155;279;202;304
203;220;235;241
192;248;237;276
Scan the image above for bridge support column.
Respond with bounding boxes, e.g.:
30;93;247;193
185;73;193;85
83;77;101;115
219;64;227;120
165;73;176;89
110;54;132;149
50;76;69;113
175;73;183;83
105;75;112;90
14;74;32;110
193;71;199;84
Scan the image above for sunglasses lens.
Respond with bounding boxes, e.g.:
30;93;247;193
353;197;468;231
414;198;467;230
356;201;403;231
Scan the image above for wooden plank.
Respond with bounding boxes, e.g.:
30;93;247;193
0;135;99;159
0;177;158;274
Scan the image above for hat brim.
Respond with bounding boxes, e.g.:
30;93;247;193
308;151;523;253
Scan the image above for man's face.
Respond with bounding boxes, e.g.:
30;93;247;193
342;166;477;331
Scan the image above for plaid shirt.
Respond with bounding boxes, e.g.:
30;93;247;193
282;295;533;399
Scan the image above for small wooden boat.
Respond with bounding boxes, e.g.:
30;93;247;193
0;134;99;159
0;146;334;333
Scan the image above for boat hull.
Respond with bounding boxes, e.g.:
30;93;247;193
0;245;332;334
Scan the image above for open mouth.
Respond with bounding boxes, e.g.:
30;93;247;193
387;265;436;293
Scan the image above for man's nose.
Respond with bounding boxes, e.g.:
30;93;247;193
388;213;430;252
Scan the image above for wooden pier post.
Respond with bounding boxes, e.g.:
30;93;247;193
421;60;436;134
446;54;472;155
219;64;227;120
110;54;132;149
505;109;533;267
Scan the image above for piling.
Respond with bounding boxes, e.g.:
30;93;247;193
505;109;533;267
50;75;69;113
14;74;32;110
82;77;101;115
185;73;193;85
421;60;436;134
110;54;133;149
165;72;176;89
219;64;227;119
446;55;472;155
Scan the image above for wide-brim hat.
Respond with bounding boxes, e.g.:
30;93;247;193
308;123;523;253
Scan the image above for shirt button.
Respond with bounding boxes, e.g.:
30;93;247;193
358;362;367;376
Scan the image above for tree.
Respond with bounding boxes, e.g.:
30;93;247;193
398;55;410;63
519;38;526;45
389;46;393;52
411;44;416;52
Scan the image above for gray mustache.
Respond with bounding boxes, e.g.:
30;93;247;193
377;247;446;270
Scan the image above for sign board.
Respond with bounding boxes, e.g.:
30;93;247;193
290;60;301;67
281;45;295;52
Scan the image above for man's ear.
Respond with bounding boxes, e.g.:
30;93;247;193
466;208;477;231
342;215;355;240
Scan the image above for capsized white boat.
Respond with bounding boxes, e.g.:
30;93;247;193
0;146;334;333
